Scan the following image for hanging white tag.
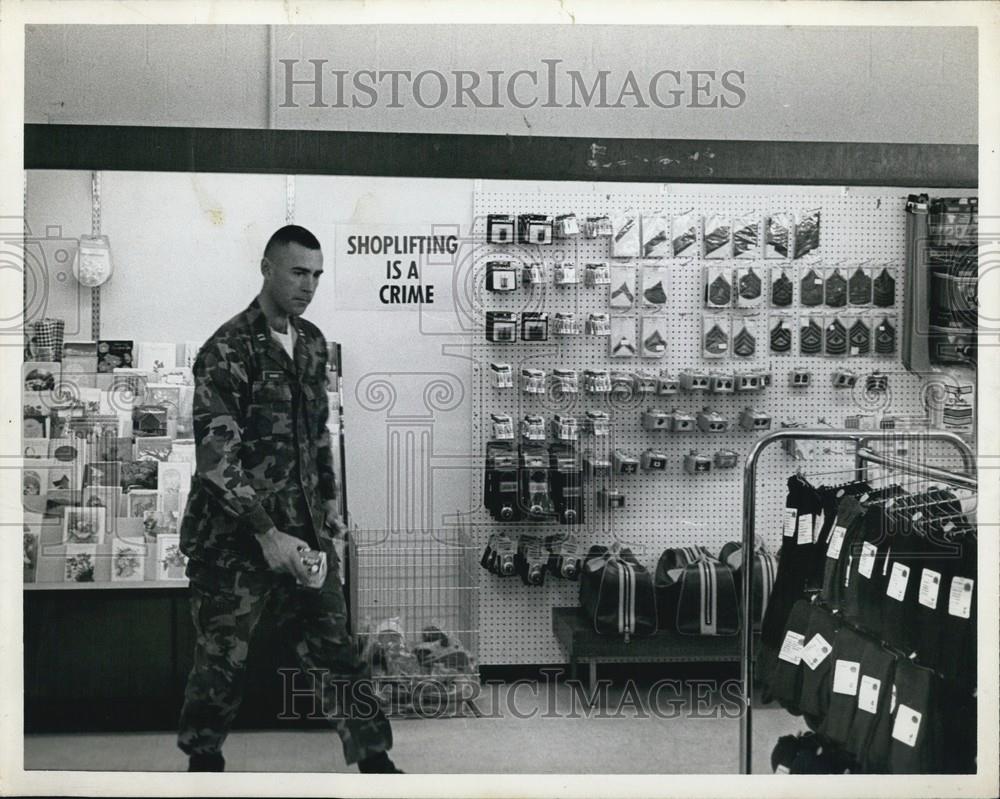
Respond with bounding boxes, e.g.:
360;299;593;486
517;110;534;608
857;675;881;714
797;514;814;545
886;562;910;602
918;569;941;610
814;509;825;532
801;633;833;671
843;554;852;589
858;542;877;579
948;576;974;619
891;704;922;748
782;507;798;538
882;546;892;576
827;524;847;560
889;683;898;715
775;764;790;774
832;659;861;696
777;630;805;665
859;492;870;504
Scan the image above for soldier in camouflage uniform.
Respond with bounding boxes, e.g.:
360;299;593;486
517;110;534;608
177;225;399;773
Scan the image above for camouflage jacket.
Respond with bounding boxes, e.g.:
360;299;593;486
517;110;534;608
180;297;338;571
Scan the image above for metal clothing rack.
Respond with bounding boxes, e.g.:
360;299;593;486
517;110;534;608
737;428;977;774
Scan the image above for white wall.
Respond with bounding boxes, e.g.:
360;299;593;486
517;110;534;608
26;170;476;538
25;24;977;144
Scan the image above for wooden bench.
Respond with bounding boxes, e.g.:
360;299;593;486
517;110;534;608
552;606;756;689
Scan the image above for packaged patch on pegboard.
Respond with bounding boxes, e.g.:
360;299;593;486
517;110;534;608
874;315;898;356
770;266;794;307
733;214;760;259
928;377;975;436
609;264;636;310
823;315;848;357
872;265;897;308
554;213;579;238
702;214;732;259
848;264;873;306
824;266;848;308
800;265;825;307
671;209;699;257
584;261;611;287
799;315;823;356
611;211;640;258
582;215;613;238
702;313;730;359
764;213;793;259
734;265;765;309
641;265;670;312
554;260;579;286
522;261;546;286
487;214;515;244
731;314;762;359
845;315;871;357
586;313;611;336
641;316;667;359
793;208;820;259
769;314;795;355
518;214;553;245
704;265;733;309
553;312;580;336
642;214;670;258
610;316;638;358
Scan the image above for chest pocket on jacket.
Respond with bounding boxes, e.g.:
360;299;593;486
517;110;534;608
248;375;295;438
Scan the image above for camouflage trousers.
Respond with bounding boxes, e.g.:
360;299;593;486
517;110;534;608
177;536;393;765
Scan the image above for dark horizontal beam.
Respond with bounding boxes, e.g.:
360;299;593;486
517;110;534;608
25;124;976;187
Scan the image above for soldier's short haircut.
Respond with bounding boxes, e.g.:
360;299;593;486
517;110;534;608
264;225;321;257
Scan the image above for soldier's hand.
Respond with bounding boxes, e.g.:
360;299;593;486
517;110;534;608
322;499;347;539
255;527;311;582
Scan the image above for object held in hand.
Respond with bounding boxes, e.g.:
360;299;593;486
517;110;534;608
297;547;327;585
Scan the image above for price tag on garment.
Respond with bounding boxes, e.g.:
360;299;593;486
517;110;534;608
948;576;974;619
891;704;922;748
889;683;898;715
801;633;833;671
918;568;942;610
832;659;861;696
843;554;852;589
814;509;825;532
858;542;877;579
775;765;790;774
857;675;881;714
797;514;814;545
882;546;892;576
777;630;805;665
886;562;910;602
782;507;798;538
826;524;848;560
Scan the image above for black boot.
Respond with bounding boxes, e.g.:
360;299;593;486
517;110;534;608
188;751;226;772
358;751;403;774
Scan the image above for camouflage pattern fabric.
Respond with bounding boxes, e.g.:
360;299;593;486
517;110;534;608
180;298;339;571
177;536;393;764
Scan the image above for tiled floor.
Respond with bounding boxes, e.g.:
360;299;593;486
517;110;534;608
24;682;806;774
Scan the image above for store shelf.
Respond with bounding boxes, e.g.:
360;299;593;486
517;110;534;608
24;580;188;591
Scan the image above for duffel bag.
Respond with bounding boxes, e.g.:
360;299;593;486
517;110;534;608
580;544;657;642
654;546;716;633
719;541;778;632
676;558;740;636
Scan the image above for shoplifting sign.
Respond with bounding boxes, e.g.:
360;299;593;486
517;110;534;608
341;227;457;305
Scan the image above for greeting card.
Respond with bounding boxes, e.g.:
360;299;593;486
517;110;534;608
64;543;97;582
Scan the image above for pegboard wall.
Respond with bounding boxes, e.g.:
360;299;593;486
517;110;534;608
470;185;943;665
